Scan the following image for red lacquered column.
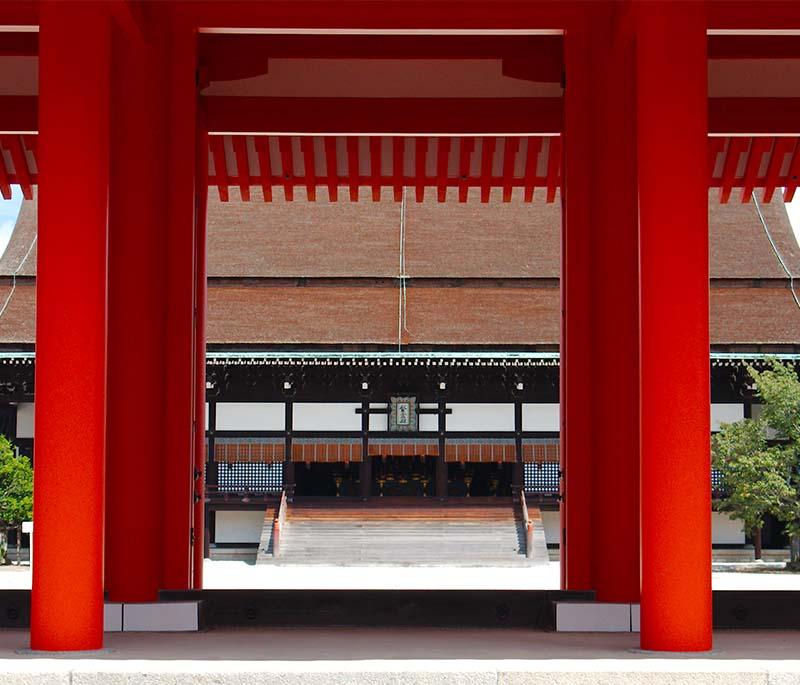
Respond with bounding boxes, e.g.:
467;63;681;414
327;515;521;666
589;7;640;604
106;24;169;603
637;1;712;651
560;22;594;592
193;120;209;590
162;24;199;591
32;2;110;651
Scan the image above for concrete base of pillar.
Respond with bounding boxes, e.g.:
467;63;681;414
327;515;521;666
555;602;640;632
104;601;201;632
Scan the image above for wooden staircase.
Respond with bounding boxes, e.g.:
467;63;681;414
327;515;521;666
258;498;548;566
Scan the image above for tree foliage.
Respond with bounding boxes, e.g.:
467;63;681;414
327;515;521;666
712;418;791;536
0;435;32;564
747;360;800;557
713;359;800;565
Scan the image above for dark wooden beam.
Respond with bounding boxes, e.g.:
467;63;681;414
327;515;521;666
199;33;562;83
0;96;36;133
5;93;800;137
204;96;562;135
709;97;800;135
709;35;800;60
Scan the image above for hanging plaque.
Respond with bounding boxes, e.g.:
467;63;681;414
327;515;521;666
389;396;418;432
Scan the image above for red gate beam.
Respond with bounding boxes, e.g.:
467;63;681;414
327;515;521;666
204;96;562;136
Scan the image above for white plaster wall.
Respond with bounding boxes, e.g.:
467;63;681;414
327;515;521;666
215;402;285;431
541;509;560;546
369;403;388;431
711;403;744;432
214;510;264;544
293;403;361;431
446;403;514;432
712;512;746;545
418;404;438;432
16;403;33;438
538;510;744;546
522;404;559;432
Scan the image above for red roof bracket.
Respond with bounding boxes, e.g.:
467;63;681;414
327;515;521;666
346;137;359;202
392;137;405;202
415;137;427;202
740;137;771;202
784;139;800;203
301;137;317;201
719;137;748;203
545;136;560;203
324;136;339;202
457;137;475;203
436;137;451;203
523;136;542;203
501;136;520;202
210;136;229;202
6;136;32;200
479;136;496;203
0;137;12;200
254;136;272;202
707;137;726;184
278;137;295;201
369;137;382;202
232;136;251;201
763;137;793;202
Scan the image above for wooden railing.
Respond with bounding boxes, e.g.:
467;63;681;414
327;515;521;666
272;490;288;558
519;490;534;559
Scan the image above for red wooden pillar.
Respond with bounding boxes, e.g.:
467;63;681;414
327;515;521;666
637;2;712;651
162;24;199;591
588;7;640;604
106;23;169;603
562;6;640;602
193;120;209;589
560;22;594;592
32;2;110;651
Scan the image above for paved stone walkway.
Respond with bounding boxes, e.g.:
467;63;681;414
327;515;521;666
2;628;800;683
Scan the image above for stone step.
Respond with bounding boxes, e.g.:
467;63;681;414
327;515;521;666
260;500;545;566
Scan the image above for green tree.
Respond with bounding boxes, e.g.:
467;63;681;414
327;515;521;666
747;360;800;567
0;436;33;565
712;417;791;560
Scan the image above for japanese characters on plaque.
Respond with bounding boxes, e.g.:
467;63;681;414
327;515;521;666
389;396;417;432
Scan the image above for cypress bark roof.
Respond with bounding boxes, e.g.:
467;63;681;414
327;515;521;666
0;187;798;347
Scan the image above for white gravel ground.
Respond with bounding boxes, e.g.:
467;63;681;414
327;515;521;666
1;560;799;590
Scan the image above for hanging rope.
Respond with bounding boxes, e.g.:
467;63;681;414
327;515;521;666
0;231;37;321
398;186;409;352
753;193;800;311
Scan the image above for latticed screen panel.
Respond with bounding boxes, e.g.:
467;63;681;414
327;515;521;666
217;462;283;492
711;468;724;492
524;462;560;494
